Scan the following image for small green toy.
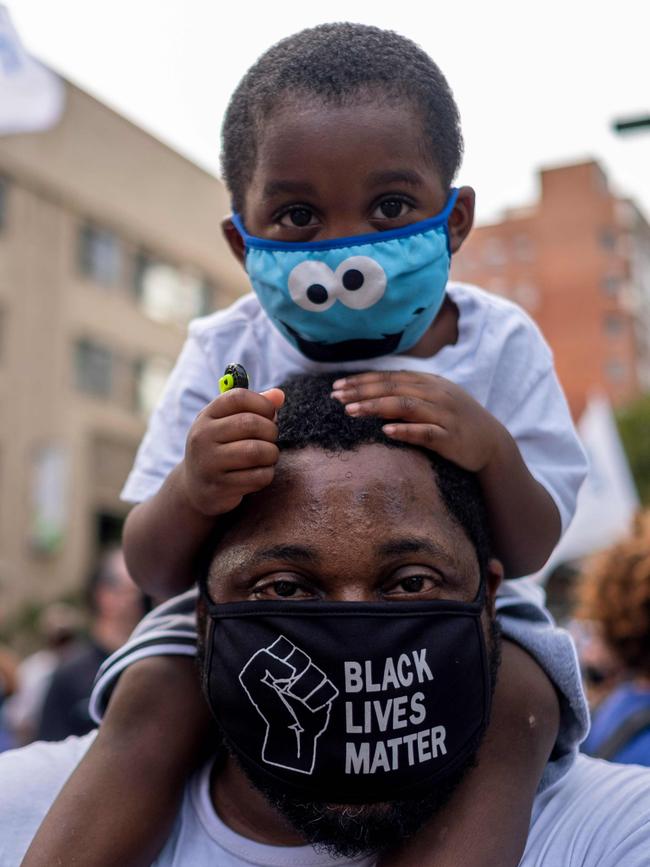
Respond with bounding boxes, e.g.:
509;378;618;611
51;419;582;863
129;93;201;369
218;363;249;394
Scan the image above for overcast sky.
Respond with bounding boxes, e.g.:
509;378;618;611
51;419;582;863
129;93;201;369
7;0;649;224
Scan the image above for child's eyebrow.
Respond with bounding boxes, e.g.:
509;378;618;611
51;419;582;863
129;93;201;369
365;169;424;189
262;179;318;199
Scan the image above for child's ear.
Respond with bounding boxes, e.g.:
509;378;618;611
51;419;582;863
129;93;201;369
448;186;475;254
221;217;246;268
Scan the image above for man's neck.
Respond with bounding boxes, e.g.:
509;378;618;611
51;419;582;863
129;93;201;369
210;755;306;846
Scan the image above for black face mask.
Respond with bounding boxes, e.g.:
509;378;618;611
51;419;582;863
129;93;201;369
202;586;492;804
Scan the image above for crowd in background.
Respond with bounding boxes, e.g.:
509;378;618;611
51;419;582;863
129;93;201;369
0;548;144;751
1;518;650;765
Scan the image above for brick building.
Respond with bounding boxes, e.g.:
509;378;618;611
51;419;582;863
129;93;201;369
452;161;650;418
0;80;248;613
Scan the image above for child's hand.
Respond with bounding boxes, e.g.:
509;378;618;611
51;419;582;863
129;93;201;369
331;371;504;472
181;387;285;516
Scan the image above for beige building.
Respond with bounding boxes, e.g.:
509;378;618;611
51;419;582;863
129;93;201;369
0;81;248;613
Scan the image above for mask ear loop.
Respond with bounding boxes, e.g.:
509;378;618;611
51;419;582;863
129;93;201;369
471;568;488;607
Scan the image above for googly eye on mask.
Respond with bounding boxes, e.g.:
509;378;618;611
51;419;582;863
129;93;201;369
231;189;458;362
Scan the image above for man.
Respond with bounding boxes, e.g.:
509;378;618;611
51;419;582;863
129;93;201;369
36;547;144;741
2;374;650;866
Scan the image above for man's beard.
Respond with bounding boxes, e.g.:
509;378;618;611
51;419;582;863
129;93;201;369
227;620;502;859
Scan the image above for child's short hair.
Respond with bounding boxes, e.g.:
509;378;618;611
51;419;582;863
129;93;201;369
221;23;463;213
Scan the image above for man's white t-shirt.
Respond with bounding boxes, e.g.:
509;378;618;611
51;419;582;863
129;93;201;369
1;735;650;867
122;283;586;533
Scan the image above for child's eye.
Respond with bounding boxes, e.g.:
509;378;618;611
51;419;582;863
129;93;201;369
278;207;316;228
373;198;410;220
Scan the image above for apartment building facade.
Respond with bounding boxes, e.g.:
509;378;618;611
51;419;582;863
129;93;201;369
452;161;650;419
0;81;248;612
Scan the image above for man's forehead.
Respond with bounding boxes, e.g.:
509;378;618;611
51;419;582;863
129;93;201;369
209;445;476;574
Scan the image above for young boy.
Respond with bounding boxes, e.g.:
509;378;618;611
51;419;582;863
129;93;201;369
24;22;588;867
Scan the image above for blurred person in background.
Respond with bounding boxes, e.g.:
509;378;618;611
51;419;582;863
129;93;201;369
36;547;144;742
0;641;18;753
578;511;650;765
3;604;82;746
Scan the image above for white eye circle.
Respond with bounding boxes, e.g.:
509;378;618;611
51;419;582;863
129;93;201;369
288;261;338;312
334;256;387;310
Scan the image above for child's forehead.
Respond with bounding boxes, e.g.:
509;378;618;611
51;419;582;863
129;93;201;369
250;98;442;191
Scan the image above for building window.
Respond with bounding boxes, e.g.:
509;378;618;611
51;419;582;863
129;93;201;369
133;356;173;417
598;228;617;251
513;234;534;262
605;358;627;383
601;274;620;297
483;238;507;267
0;177;8;231
74;339;113;398
133;250;213;326
514;283;540;313
78;223;122;285
604;313;625;337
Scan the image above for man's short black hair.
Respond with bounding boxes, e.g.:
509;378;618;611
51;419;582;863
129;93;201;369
196;372;490;587
221;23;463;214
276;373;490;576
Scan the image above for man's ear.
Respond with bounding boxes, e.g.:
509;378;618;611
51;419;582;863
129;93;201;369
485;558;504;619
221;216;246;268
448;186;475;254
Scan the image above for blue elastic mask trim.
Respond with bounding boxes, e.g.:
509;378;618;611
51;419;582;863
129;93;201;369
231;188;459;253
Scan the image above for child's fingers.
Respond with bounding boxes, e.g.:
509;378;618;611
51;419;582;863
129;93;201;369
332;379;435;405
261;387;285;410
203;388;279;420
344;395;448;425
209;413;278;445
332;370;434;394
382;422;449;451
214;440;280;472
221;465;276;493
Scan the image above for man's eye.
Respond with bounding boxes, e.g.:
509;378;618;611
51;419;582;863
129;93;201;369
384;571;440;597
273;580;301;597
399;575;426;593
252;578;314;600
373;198;409;220
279;207;315;228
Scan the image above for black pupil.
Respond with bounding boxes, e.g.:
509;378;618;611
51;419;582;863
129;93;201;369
307;284;329;304
290;208;312;227
274;581;297;597
381;200;402;218
342;269;364;291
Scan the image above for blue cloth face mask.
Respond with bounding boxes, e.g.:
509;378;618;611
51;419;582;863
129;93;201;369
231;189;458;362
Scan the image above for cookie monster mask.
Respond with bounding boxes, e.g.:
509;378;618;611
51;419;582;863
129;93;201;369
231;189;458;362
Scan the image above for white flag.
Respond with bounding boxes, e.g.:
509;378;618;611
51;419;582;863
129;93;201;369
0;5;64;134
541;394;639;574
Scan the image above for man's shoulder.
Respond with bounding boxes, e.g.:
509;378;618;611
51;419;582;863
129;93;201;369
0;734;96;864
523;754;650;866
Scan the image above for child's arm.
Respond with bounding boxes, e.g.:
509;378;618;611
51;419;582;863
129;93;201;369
331;371;561;578
20;656;212;867
123;386;285;599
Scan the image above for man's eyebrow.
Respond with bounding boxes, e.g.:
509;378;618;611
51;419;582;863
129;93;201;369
252;544;319;563
365;169;425;188
378;537;455;561
262;179;318;199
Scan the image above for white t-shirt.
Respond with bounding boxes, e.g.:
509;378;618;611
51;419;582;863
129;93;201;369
122;283;586;532
2;735;650;867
